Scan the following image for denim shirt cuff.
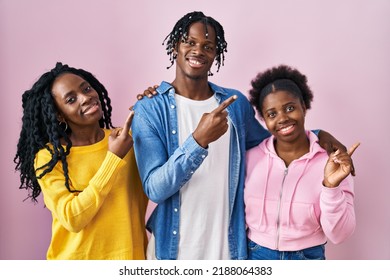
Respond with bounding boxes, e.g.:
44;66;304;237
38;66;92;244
182;134;208;166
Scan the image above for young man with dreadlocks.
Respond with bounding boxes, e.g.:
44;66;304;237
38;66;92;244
14;62;148;259
132;11;350;260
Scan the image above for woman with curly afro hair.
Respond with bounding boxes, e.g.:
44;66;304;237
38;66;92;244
245;65;360;260
14;62;148;259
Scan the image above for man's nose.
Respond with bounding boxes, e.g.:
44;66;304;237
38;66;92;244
191;43;202;54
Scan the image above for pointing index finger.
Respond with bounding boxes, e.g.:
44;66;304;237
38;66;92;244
212;95;237;114
121;110;134;136
347;142;360;156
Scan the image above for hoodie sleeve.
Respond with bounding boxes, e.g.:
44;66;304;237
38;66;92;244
320;175;356;244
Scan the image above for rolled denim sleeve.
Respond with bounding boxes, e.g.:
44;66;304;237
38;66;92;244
132;101;207;204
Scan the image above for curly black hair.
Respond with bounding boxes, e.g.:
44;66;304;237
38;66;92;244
163;11;228;76
249;65;314;118
14;62;114;202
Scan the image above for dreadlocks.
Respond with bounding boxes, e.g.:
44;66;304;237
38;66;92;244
14;62;114;202
163;11;228;75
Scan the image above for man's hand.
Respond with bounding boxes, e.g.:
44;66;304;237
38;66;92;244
318;130;356;176
192;95;237;148
323;142;360;188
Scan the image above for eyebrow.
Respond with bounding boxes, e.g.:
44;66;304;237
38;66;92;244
187;35;216;44
282;101;297;107
79;81;89;89
61;81;90;99
263;101;297;113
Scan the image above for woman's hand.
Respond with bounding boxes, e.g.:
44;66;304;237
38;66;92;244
108;110;134;158
136;85;159;100
323;142;360;188
128;85;159;111
318;130;357;176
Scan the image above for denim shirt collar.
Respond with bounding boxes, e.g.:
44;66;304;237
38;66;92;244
157;81;228;97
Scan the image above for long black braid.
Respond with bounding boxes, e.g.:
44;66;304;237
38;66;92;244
14;62;114;203
163;11;228;76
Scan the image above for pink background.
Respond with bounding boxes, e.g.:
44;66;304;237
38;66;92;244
1;0;389;260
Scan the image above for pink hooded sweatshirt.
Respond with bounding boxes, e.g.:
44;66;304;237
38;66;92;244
244;131;355;251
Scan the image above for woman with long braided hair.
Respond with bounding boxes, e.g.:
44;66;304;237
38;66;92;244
14;62;148;259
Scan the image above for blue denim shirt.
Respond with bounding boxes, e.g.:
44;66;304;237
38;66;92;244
132;81;270;259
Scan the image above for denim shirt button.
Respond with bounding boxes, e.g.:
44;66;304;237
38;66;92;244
190;171;194;174
170;104;175;109
172;130;176;134
201;154;206;158
173;230;177;235
174;208;178;212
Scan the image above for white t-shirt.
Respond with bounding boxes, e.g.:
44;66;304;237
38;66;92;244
147;93;231;260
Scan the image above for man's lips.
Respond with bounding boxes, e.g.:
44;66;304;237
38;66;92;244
188;57;206;67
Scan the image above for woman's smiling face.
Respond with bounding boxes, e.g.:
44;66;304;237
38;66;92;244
262;90;307;143
51;73;103;128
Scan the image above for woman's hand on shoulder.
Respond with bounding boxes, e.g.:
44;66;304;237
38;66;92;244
318;130;357;176
136;85;159;100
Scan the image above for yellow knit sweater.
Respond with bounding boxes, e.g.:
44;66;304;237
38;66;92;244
34;129;148;259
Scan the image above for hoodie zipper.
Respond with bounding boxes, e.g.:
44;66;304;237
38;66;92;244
275;168;288;249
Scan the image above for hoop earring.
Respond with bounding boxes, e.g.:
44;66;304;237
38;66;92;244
59;120;68;132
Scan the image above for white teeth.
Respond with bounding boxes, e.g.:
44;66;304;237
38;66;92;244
189;59;202;65
281;125;293;132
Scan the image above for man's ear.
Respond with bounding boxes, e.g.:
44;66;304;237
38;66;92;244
172;46;178;59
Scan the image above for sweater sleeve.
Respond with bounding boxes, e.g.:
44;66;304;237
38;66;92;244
320;175;356;244
35;149;125;233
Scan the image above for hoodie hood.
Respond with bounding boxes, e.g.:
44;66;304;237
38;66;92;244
260;130;324;160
